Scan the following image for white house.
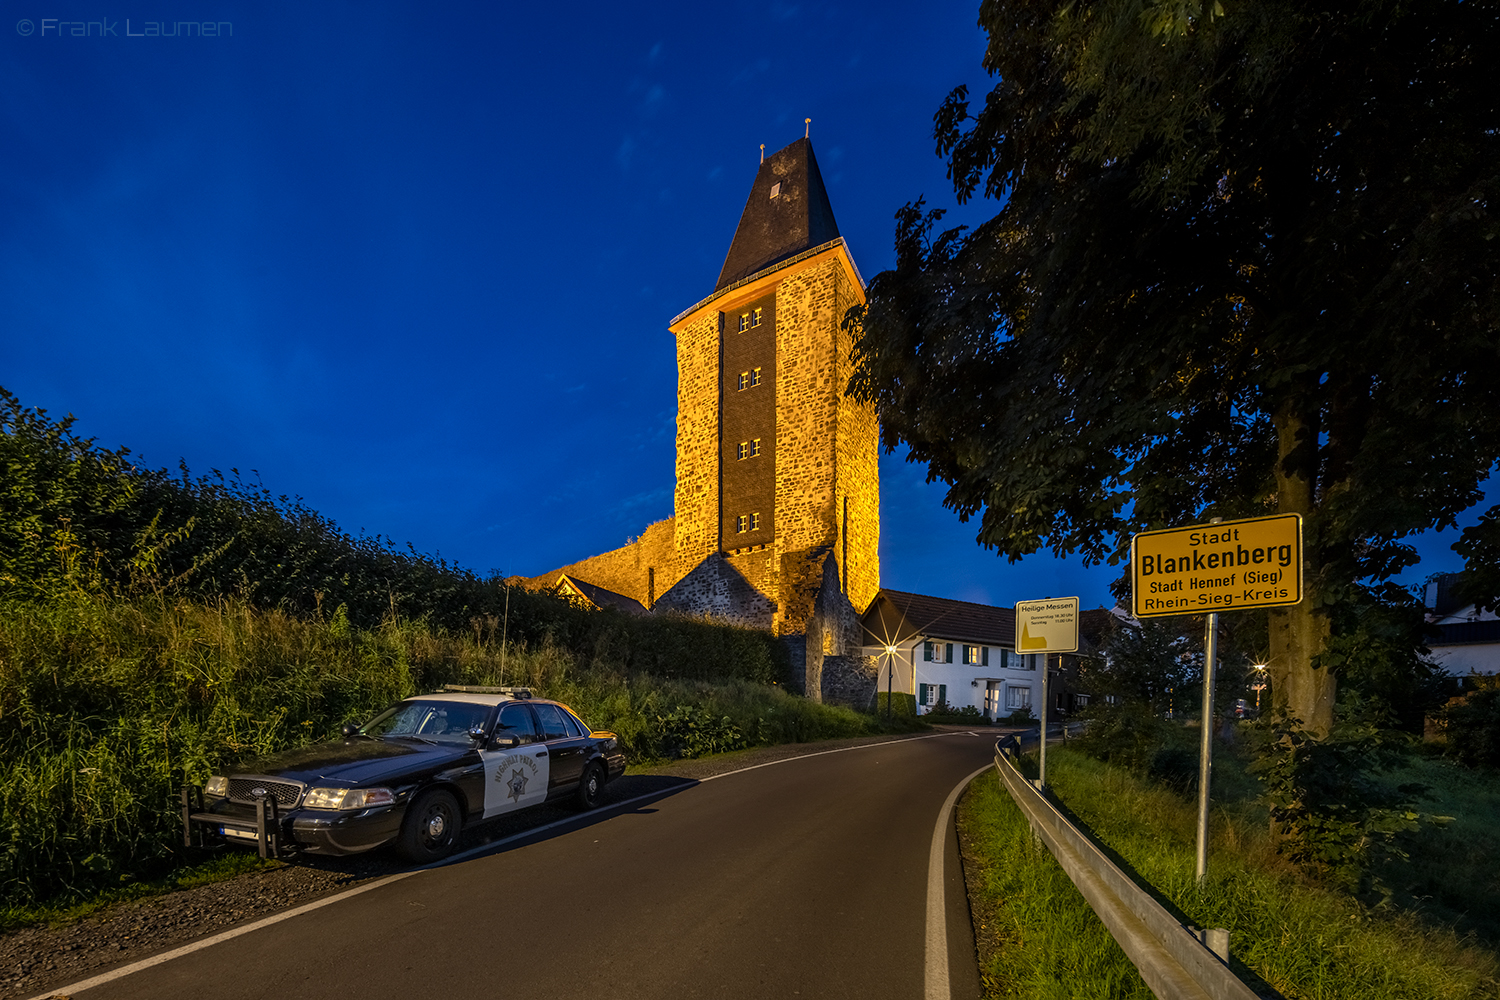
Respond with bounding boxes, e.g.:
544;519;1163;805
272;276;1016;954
1425;573;1500;676
860;589;1067;718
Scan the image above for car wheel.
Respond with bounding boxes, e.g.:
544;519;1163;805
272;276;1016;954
575;761;605;810
397;789;460;863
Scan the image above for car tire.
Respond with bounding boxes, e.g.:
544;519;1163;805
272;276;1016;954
397;789;460;863
575;761;605;811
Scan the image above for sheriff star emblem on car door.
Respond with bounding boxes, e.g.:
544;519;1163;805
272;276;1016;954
506;768;529;802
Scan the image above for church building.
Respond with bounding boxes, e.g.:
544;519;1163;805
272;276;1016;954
529;137;881;703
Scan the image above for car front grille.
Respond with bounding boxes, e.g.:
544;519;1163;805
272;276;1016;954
227;777;305;808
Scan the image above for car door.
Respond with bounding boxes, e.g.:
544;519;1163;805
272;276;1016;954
531;702;587;794
479;702;549;819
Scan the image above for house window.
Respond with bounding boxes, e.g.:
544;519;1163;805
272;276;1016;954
964;645;988;666
1005;686;1031;710
918;683;948;707
923;641;953;664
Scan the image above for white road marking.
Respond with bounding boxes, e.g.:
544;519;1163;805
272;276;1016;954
32;730;981;999
926;763;995;1000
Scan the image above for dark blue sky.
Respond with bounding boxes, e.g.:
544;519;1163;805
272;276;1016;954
1;2;1483;612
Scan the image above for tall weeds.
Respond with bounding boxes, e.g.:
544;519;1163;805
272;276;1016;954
0;592;890;908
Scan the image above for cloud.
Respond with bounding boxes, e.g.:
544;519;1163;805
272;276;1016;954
638;84;665;119
616;135;638;171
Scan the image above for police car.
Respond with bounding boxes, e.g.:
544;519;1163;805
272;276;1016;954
181;687;626;863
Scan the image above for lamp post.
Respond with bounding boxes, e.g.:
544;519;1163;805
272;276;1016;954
1251;662;1267;712
884;645;898;720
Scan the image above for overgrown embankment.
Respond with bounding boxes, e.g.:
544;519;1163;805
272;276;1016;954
0;593;899;912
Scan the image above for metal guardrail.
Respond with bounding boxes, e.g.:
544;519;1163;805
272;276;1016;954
992;739;1264;1000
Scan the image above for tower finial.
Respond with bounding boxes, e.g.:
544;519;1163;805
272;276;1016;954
805;118;811;139
759;143;765;164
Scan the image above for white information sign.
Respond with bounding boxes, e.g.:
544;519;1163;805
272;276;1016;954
1014;597;1080;654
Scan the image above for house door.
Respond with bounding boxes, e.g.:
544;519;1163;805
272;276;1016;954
984;683;1001;719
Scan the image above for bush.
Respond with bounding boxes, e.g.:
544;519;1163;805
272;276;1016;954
1436;687;1500;770
651;706;747;759
874;692;917;718
1247;713;1448;897
925;703;988;723
1070;703;1201;793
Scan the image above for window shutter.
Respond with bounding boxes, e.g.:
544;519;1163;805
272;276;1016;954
938;684;947;706
924;641;932;662
945;643;953;663
982;647;990;667
919;683;929;704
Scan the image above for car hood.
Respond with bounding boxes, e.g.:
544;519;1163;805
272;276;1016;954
233;738;472;786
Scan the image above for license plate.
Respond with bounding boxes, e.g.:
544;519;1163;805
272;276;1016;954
222;826;258;841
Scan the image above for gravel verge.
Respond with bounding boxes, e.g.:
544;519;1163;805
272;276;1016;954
4;728;997;1000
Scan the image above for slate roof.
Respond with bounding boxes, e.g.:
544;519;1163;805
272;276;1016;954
715;137;841;291
861;589;1017;648
555;575;649;616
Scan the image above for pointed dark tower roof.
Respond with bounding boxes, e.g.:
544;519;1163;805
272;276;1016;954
715;137;841;291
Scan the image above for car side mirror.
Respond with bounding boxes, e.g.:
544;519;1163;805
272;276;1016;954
467;726;491;746
341;723;360;739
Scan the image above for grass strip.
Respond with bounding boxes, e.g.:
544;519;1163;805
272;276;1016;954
983;748;1500;1000
957;772;1154;999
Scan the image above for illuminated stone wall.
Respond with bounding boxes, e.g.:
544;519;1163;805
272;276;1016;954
525;517;678;608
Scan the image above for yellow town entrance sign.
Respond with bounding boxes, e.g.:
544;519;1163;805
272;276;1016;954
1131;513;1303;618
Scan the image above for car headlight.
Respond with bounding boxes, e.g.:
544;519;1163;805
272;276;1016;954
303;786;397;810
204;776;228;798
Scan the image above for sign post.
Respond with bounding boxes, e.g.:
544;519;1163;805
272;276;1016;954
1131;513;1302;882
1014;597;1079;789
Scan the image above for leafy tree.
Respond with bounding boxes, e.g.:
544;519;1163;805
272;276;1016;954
847;0;1499;735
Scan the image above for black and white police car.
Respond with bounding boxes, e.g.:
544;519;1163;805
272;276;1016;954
182;687;626;863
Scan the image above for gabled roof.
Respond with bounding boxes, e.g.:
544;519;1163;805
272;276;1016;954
555;574;649;616
861;589;1017;648
716;137;841;291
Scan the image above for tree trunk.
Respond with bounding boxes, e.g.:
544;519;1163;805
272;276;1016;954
1268;398;1335;736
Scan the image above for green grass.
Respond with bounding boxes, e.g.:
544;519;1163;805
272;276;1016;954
959;747;1500;999
0;591;915;915
957;773;1155;999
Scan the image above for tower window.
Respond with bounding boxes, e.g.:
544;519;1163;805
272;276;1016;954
751;512;761;530
738;371;749;390
751;307;763;327
750;366;761;386
738;313;750;332
735;439;762;461
749;438;761;457
736;514;748;533
769;182;781;199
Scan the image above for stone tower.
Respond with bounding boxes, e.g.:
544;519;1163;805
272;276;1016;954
664;137;878;632
529;137;880;697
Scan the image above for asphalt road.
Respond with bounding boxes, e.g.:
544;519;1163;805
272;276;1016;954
51;731;999;1000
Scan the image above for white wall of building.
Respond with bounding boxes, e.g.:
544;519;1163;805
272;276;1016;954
867;638;1044;716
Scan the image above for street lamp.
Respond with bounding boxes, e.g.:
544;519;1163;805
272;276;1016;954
1251;662;1267;711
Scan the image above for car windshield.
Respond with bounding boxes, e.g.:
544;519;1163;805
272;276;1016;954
362;700;490;744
